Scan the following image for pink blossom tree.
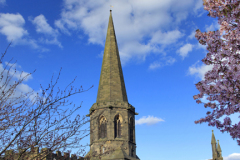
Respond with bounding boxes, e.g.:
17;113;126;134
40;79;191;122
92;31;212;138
194;0;240;145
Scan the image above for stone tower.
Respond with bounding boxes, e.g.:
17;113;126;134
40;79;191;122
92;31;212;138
211;130;223;160
84;10;140;160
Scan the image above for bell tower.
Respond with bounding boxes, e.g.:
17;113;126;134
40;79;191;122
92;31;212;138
85;10;140;160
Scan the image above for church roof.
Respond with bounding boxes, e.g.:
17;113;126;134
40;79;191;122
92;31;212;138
96;10;128;103
211;130;217;144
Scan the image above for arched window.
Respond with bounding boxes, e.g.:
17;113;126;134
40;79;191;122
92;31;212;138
129;117;134;142
114;115;121;138
99;116;107;139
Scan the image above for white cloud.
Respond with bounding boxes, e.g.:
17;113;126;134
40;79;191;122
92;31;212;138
175;11;188;24
55;19;71;35
205;20;220;32
188;29;196;40
38;37;62;48
149;56;176;70
136;115;164;125
0;62;37;101
16;83;33;93
224;153;240;160
32;14;57;36
165;57;176;65
196;41;207;51
150;30;184;45
120;41;153;64
31;15;62;48
0;13;43;49
4;62;21;69
0;13;62;50
54;0;200;64
0;13;28;42
177;43;193;60
193;0;204;15
149;61;162;70
4;62;33;81
188;60;214;80
205;153;240;160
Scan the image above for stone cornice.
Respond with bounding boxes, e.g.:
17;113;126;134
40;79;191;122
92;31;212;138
90;138;136;146
86;101;138;117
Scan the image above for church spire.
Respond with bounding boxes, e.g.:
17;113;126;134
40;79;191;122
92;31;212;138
96;10;128;103
84;11;140;159
217;140;223;158
211;130;217;144
211;130;217;159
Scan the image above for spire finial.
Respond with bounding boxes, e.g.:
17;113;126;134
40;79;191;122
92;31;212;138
211;130;216;144
110;5;113;12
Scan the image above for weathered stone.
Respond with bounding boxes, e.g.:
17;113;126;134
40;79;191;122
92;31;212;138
210;130;223;160
85;10;140;160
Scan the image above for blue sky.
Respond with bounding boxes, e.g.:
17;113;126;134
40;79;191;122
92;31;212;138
0;0;239;160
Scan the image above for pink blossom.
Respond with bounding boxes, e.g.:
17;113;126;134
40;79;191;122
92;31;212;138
194;0;240;145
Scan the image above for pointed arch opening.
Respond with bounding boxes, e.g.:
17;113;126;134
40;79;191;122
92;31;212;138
99;116;107;139
129;117;134;142
114;114;121;138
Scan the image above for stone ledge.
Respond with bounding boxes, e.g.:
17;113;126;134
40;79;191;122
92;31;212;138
87;101;138;117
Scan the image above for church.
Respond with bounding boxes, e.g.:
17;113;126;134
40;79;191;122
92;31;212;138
210;130;223;160
84;10;140;160
1;10;224;160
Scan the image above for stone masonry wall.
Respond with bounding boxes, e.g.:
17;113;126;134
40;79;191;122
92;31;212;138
1;147;85;160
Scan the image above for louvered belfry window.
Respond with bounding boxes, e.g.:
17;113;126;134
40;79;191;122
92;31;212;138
99;116;107;139
114;115;121;138
130;117;134;142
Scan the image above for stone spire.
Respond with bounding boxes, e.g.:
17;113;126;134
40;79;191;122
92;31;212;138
211;130;217;144
211;130;218;160
84;11;140;159
217;140;223;159
217;140;222;152
96;10;128;103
